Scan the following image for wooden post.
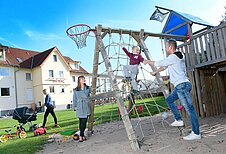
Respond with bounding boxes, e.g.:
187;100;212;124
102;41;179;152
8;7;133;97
88;26;101;133
137;29;169;98
128;94;135;117
188;24;205;117
96;25;140;153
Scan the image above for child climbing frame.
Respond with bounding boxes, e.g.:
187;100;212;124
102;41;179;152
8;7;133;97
66;24;187;153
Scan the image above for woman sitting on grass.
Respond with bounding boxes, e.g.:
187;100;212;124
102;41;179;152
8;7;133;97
73;76;91;142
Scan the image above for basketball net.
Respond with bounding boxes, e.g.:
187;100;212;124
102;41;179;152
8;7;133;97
66;24;94;49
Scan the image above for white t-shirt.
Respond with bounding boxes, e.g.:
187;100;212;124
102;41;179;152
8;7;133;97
155;52;189;87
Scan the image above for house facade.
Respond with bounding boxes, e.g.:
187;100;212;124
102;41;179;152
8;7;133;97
0;45;90;115
0;44;126;116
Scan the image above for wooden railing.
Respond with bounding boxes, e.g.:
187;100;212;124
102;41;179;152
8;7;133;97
178;22;226;69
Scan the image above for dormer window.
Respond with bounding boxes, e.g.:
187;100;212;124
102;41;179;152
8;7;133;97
53;55;57;62
74;63;79;70
16;58;23;62
0;48;6;61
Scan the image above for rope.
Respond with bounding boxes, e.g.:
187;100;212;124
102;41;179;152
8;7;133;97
93;32;170;140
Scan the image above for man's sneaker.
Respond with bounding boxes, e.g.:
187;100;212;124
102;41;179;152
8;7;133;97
54;124;59;127
183;131;201;140
170;120;184;127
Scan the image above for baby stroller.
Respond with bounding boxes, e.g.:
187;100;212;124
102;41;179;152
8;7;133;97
13;107;37;131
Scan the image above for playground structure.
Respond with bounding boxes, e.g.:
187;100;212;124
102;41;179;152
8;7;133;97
90;25;185;152
67;22;186;152
66;7;226;153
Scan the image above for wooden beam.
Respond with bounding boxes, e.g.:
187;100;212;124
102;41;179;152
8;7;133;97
194;38;201;64
96;26;140;152
194;69;205;117
88;25;101;133
101;26;187;40
90;91;116;100
184;45;191;67
213;31;221;59
188;25;197;66
188;24;205;117
204;34;211;61
195;56;226;68
138;29;169;98
199;70;207;116
199;36;206;63
101;30;109;39
218;28;226;58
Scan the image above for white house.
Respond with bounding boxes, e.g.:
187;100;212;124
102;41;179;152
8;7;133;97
0;44;128;116
0;45;90;115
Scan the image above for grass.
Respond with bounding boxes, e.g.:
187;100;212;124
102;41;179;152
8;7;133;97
0;96;166;154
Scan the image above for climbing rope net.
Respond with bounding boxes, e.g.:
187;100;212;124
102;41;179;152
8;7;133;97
93;32;171;141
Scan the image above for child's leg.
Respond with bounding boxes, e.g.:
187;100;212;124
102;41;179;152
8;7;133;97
130;65;138;90
123;65;131;78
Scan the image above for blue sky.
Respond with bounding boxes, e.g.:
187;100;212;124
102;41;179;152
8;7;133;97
0;0;225;74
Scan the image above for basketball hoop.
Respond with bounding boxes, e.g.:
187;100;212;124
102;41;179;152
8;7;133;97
66;24;96;49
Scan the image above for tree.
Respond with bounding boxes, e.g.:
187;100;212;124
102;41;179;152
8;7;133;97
222;6;226;22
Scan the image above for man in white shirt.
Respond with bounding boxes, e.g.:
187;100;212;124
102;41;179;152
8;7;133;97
144;39;201;140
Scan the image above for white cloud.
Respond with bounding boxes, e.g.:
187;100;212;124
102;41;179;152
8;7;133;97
25;30;65;41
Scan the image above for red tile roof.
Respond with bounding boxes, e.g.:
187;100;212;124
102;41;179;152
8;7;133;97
19;47;54;68
1;46;89;74
6;47;38;65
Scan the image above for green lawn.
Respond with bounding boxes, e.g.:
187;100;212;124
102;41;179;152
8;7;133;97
0;96;166;154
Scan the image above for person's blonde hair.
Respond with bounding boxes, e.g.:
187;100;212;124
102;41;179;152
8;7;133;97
132;46;141;54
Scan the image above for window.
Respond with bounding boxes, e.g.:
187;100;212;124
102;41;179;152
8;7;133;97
0;50;3;60
106;79;111;92
53;55;57;62
74;64;79;70
101;79;106;93
59;71;64;78
96;78;101;93
16;58;23;62
26;73;32;80
1;88;10;96
0;68;9;77
49;86;55;93
26;88;33;101
49;70;54;78
72;76;76;82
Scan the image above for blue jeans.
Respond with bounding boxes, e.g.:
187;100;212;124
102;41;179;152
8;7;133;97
166;82;200;135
